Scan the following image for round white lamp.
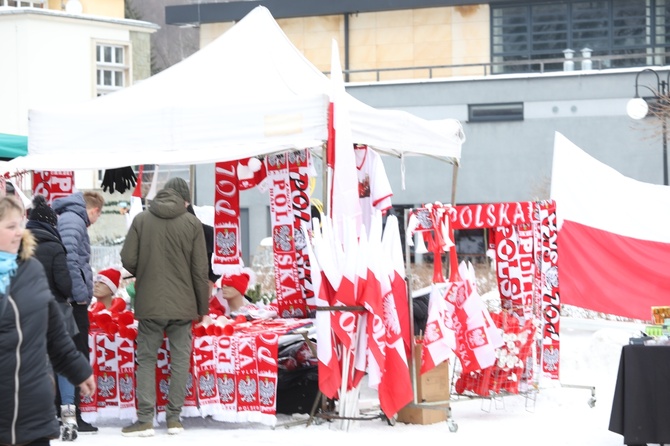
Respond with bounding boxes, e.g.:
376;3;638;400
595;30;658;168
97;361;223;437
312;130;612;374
627;97;649;120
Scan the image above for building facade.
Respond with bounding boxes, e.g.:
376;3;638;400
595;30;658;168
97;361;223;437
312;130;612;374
165;0;670;262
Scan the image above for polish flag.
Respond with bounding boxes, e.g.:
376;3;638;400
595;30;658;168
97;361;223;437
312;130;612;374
382;214;411;357
305;221;341;400
359;210;387;389
377;215;413;418
351;224;369;388
550;132;670;320
420;282;456;374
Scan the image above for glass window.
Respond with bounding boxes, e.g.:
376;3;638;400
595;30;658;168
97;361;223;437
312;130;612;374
491;0;666;73
95;43;128;96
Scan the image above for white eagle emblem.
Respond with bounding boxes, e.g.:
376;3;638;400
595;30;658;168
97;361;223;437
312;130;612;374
238;376;257;402
258;378;275;405
287;150;307;165
186;374;193;397
216;230;237;256
267;153;286;167
273;225;292;252
416;209;433;229
545;266;559;289
199;373;216;397
543;347;559;371
281;307;305;318
293;227;306;251
159;378;170;398
217;375;235;402
119;375;134;401
97;374;116;398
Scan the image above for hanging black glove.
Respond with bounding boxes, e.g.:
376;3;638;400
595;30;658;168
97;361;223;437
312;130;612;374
101;167;137;194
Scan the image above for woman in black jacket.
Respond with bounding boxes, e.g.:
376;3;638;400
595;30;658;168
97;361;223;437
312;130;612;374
27;195;80;437
0;195;95;446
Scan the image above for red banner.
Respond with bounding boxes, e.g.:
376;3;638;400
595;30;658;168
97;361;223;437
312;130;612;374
450;202;534;230
32;170;74;203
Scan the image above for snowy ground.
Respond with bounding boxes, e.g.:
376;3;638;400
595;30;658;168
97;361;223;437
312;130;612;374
56;316;645;446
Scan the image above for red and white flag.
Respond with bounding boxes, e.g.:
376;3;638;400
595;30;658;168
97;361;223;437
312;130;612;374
550;132;670;320
377;214;413;418
305;223;341;399
382;214;411;357
420;282;455;374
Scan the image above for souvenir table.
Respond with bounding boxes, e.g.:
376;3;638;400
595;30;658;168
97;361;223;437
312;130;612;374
81;318;314;427
608;344;670;445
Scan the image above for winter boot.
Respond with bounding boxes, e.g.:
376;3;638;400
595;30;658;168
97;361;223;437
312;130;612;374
60;404;78;441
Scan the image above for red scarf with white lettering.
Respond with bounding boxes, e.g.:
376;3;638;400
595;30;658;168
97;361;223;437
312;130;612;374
267;153;306;317
117;336;136;420
155;338;171;417
235;334;260;420
212;161;242;274
93;333;119;418
493;224;535;319
256;332;279;424
193;335;221;417
181;339;199;418
212;334;238;422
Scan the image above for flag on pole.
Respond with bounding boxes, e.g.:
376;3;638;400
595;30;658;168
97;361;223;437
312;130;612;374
550;132;670;320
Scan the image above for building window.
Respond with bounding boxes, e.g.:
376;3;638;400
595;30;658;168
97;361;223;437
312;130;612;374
96;43;128;96
491;0;670;74
468;103;524;122
2;0;44;6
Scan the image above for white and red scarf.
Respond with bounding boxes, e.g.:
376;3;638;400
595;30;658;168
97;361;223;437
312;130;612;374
267;152;306;317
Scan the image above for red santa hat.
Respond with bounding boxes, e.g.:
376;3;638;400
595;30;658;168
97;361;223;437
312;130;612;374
95;268;122;294
219;267;255;296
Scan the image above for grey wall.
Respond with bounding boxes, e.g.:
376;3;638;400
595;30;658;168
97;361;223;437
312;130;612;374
195;67;669;256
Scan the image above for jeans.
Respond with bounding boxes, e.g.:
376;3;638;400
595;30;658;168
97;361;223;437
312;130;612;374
57;374;76;405
135;319;193;423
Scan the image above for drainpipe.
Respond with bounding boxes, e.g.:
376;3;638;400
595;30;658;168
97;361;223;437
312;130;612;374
344;13;350;82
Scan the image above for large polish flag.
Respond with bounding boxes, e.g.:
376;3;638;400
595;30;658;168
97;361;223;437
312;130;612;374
551;132;670;320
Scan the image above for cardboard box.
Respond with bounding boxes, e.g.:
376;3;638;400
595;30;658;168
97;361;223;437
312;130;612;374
397;340;451;425
411;341;450;403
397;405;448;425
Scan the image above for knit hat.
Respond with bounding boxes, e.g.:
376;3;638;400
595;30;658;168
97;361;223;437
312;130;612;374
220;270;251;296
164;177;191;203
29;195;58;228
95;268;122;294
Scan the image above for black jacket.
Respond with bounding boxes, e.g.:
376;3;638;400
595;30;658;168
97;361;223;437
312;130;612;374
27;221;72;303
0;232;91;445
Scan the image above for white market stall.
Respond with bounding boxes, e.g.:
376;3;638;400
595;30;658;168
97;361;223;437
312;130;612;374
4;5;467;429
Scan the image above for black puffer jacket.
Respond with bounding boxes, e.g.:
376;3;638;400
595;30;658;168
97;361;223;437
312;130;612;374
27;220;72;303
0;232;91;445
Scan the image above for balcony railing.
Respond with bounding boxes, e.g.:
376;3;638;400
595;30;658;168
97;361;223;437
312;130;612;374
339;51;670;82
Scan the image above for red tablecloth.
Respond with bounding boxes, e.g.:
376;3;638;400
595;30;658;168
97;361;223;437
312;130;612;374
80;318;313;427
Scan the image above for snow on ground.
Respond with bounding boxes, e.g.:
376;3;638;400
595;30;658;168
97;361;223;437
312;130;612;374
58;316;644;446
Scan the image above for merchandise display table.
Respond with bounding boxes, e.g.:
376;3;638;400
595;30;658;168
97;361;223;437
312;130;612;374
608;344;670;445
81;318;314;427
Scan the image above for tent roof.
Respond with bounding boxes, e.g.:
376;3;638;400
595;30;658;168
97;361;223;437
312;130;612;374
6;6;463;173
0;133;28;159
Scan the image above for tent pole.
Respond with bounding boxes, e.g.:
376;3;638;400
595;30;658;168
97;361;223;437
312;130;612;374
451;163;458;206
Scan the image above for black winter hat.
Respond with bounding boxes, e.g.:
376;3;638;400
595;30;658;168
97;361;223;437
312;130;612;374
30;195;58;228
164;177;191;203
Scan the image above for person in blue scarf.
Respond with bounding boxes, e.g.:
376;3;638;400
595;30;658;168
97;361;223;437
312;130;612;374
0;195;95;446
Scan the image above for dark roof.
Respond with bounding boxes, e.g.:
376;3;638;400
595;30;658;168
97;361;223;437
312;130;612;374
166;0;503;26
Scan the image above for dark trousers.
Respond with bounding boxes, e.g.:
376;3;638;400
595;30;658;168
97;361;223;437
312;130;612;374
25;438;51;446
71;304;90;418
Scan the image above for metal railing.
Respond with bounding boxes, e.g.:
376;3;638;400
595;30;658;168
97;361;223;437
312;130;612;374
337;52;670;82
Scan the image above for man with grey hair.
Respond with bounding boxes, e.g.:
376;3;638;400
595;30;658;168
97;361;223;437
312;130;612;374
120;177;209;437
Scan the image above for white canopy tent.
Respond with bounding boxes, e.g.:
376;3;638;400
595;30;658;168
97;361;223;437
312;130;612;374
5;6;464;173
